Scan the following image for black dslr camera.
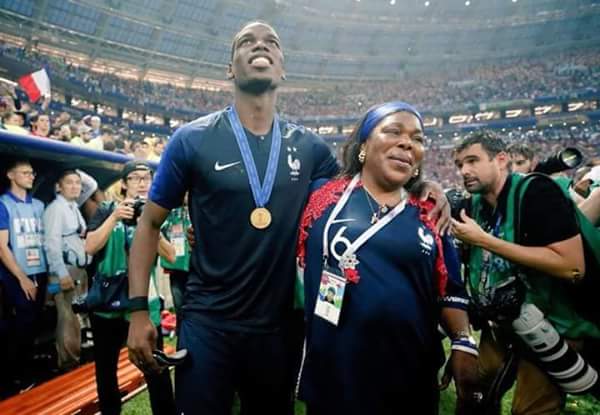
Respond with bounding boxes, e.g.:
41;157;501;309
469;275;526;328
122;196;146;226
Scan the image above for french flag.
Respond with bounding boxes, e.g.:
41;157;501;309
18;68;51;103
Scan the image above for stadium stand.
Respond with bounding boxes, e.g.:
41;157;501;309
0;0;599;413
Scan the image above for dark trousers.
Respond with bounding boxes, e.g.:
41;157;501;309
90;314;175;415
175;316;298;415
0;272;47;398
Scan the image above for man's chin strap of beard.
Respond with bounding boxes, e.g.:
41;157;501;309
235;78;278;95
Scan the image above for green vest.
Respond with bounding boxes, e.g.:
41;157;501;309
160;207;191;272
94;203;161;326
469;173;600;339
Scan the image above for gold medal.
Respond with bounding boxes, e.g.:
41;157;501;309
250;207;272;229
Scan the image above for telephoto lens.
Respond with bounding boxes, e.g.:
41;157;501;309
534;147;583;175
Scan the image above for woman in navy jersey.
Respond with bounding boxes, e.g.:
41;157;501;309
297;101;480;415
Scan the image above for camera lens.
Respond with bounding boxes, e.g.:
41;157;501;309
560;148;582;169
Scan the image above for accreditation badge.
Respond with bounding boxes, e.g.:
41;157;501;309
173;236;186;257
25;248;41;267
314;268;346;326
171;223;183;234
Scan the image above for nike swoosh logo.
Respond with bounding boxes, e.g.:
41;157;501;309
331;218;356;224
214;161;241;171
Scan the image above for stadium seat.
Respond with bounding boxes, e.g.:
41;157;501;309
0;345;174;415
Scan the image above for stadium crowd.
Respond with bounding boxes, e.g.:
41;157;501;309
1;79;600;191
1;42;599;118
1;29;600;415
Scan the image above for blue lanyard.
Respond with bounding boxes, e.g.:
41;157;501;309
226;106;282;208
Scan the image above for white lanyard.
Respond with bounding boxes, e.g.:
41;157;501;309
322;174;407;271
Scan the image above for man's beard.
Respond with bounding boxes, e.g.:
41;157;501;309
464;178;487;194
236;77;277;95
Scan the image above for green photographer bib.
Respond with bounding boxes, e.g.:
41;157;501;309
94;202;161;326
469;173;600;338
160;207;191;272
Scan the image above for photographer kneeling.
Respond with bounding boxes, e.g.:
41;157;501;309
452;132;600;415
85;161;176;415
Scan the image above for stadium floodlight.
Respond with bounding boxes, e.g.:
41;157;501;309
465;1;471;5
424;1;430;6
390;0;396;4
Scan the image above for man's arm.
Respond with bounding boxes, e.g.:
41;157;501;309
128;127;190;373
579;188;600;225
452;209;585;280
0;230;36;300
42;205;70;280
127;201;170;374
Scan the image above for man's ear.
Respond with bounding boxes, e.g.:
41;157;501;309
226;63;234;80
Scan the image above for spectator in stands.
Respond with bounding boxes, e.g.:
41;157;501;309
53;112;71;129
90;115;101;138
70;124;93;146
58;124;72;143
0;160;47;397
507;142;537;173
85;161;176;415
131;138;150;160
30;113;50;138
86;126;113;151
114;137;127;155
2;111;29;135
148;138;164;162
43;170;90;370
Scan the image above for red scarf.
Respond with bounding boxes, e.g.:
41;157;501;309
296;178;448;297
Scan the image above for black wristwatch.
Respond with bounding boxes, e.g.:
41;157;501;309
129;296;149;312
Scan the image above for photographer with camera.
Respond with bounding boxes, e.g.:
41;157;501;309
84;161;176;415
451;131;600;415
508;141;585;204
43;169;90;370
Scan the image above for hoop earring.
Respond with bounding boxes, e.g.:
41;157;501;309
358;150;366;164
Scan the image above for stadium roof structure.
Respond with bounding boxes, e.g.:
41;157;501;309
0;0;599;82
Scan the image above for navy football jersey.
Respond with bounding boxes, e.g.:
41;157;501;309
150;109;338;332
300;185;466;414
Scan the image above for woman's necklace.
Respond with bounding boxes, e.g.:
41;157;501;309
363;186;390;224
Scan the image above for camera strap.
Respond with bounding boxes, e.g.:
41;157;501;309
468;175;520;303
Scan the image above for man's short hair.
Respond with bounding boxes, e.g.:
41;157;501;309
29;113;49;123
507;142;535;161
454;130;507;159
230;20;278;60
6;159;31;172
57;169;80;183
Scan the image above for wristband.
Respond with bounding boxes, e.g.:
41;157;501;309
451;336;479;357
129;296;149;312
